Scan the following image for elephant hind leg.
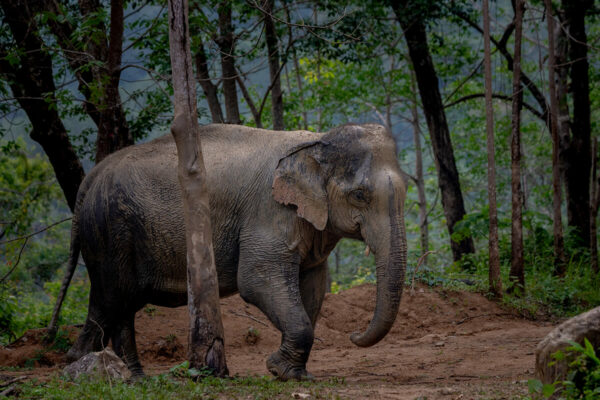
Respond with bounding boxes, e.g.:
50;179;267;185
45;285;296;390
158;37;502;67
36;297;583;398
67;303;112;361
111;314;144;378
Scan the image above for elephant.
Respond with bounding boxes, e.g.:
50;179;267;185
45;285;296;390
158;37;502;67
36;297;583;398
48;123;408;380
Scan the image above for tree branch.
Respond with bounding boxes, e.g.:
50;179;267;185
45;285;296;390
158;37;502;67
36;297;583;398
444;93;544;120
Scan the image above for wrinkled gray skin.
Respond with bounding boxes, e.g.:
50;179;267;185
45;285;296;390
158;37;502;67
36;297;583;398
60;123;407;380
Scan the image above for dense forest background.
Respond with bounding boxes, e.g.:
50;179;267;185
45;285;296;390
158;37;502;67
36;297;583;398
1;0;599;345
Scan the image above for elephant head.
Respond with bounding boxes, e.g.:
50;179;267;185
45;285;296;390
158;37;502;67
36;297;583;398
272;123;407;347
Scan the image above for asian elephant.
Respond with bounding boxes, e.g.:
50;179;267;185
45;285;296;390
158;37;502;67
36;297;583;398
48;123;407;380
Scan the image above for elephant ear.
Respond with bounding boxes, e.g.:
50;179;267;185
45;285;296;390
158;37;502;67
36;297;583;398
272;141;329;231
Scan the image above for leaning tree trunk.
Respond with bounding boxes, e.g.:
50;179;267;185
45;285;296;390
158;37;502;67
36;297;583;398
392;1;475;262
194;37;225;124
0;0;85;212
508;0;525;293
545;0;567;275
483;0;502;298
167;0;228;376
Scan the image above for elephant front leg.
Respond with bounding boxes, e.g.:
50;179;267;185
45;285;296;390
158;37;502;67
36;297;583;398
238;250;314;381
300;261;328;328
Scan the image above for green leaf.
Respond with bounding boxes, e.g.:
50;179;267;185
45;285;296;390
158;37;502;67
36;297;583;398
528;379;543;394
542;383;556;398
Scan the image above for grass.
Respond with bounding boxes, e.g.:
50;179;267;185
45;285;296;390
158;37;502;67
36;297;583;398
12;374;345;400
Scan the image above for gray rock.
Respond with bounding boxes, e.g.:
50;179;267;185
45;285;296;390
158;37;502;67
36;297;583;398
63;348;131;381
535;306;600;384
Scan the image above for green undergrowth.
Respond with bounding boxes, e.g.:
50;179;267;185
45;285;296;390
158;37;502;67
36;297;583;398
528;338;600;399
0;273;90;346
12;373;344;400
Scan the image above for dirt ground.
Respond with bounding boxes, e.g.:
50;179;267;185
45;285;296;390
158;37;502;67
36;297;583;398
0;284;555;399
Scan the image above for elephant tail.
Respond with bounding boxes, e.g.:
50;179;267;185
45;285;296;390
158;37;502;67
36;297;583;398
46;216;80;341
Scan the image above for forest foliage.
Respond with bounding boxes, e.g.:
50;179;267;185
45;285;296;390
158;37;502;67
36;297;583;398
0;0;599;347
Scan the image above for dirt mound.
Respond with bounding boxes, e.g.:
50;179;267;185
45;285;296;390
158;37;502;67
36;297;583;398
0;327;78;368
0;284;554;398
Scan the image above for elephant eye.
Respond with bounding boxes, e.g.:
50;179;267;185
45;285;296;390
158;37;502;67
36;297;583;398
349;189;369;205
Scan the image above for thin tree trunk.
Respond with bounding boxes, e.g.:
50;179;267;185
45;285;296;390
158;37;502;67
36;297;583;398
95;0;132;162
216;1;241;125
293;52;308;130
0;0;85;212
483;0;502;298
263;0;284;130
392;1;475;262
561;0;592;248
235;72;263;128
545;0;567;275
555;11;571;212
42;0;132;163
508;0;525;294
195;37;224;123
167;0;228;376
590;138;599;275
409;69;429;259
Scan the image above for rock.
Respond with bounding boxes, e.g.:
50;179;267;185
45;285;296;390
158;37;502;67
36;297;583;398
63;348;131;381
440;387;458;395
535;306;600;384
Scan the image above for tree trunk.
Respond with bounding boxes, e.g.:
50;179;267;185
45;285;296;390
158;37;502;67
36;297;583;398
508;0;525;293
409;69;429;259
263;0;284;130
216;1;241;125
195;37;224;123
392;1;475;262
0;0;85;212
43;0;132;163
483;0;502;298
545;0;567;275
167;0;228;376
560;0;592;248
590;138;599;275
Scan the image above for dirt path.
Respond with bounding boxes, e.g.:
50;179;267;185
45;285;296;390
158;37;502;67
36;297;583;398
1;284;553;399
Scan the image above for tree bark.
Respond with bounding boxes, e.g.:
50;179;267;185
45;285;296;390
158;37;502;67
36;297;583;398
545;0;567;275
409;69;429;259
483;0;502;298
43;0;132;163
262;0;284;130
392;1;475;262
508;0;525;293
560;0;593;247
167;0;228;376
194;37;225;123
590;138;599;275
216;1;241;125
0;0;85;212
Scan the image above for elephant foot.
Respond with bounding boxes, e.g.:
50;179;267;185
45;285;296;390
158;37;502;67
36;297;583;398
266;351;314;381
66;346;87;362
128;369;146;382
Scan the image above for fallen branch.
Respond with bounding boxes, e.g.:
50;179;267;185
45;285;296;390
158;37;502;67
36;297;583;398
456;312;513;325
0;376;27;388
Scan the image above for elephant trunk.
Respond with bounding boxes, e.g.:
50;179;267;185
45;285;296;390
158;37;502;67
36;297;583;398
350;181;407;347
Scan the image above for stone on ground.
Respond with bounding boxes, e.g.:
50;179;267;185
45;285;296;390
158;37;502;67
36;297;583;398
63;348;131;381
535;306;600;384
